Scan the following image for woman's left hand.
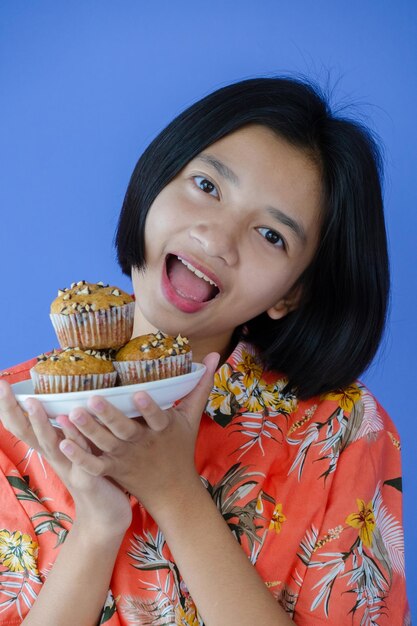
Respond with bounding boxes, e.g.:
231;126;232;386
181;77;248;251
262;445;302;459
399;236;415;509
60;352;219;519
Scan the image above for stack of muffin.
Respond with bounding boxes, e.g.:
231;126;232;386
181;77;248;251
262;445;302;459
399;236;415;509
30;281;191;394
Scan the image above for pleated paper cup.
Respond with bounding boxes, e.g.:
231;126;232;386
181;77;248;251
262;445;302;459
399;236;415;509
50;302;135;350
30;368;118;394
114;351;193;386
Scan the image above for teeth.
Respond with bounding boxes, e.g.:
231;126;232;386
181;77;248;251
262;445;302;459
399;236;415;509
177;257;218;287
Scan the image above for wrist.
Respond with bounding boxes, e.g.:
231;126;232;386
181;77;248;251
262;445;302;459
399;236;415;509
73;497;131;541
71;518;127;547
149;474;211;529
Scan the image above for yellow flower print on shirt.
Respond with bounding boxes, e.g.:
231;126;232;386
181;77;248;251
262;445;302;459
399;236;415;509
175;603;200;626
244;377;296;414
0;530;39;574
269;503;286;534
324;384;362;413
235;350;263;389
345;499;376;548
208;364;236;415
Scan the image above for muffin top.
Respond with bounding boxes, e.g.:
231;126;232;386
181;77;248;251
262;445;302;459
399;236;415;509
33;348;116;375
50;281;134;315
115;331;191;361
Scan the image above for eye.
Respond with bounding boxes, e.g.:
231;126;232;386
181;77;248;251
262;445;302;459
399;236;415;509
193;176;219;198
257;227;286;249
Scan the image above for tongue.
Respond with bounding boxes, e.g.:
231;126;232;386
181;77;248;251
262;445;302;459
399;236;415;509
167;257;216;302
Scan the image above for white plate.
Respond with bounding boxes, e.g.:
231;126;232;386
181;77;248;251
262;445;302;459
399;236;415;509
13;363;206;418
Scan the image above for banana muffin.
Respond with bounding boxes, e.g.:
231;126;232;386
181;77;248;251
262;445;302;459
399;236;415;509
50;281;135;350
114;331;192;385
30;347;117;393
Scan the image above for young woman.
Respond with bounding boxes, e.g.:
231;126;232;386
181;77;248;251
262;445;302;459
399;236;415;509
0;77;409;625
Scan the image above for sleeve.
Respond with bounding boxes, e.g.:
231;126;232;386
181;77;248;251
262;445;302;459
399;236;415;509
0;435;45;624
0;356;38;384
293;423;410;625
0;355;59;624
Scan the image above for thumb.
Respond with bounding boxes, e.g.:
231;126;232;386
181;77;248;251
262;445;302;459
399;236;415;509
179;352;220;426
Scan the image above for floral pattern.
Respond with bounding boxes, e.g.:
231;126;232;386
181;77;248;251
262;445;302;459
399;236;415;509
0;530;39;574
0;529;43;618
0;343;409;624
296;481;406;623
346;499;376;548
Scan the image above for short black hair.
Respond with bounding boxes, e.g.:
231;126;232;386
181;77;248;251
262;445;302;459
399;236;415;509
115;77;389;399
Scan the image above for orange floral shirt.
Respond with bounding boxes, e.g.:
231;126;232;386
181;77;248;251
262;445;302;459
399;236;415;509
0;342;410;625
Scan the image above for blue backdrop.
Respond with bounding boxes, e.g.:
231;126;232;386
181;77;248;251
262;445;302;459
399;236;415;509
1;1;416;617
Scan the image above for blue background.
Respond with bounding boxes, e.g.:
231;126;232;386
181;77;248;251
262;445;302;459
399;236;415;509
1;1;416;617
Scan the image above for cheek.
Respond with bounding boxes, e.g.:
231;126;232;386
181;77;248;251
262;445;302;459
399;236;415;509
145;192;189;239
237;256;296;307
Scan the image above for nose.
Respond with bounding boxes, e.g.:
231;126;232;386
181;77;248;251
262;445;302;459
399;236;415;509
189;221;239;266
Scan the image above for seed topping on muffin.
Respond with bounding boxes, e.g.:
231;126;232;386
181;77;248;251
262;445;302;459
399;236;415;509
113;331;192;385
51;281;133;316
33;347;116;375
132;332;188;355
116;332;190;362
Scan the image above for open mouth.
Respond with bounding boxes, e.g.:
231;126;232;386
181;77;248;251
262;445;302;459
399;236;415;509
165;254;220;303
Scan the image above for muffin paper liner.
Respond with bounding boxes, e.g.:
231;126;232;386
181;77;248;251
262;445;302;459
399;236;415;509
113;351;193;386
30;369;118;394
50;301;135;350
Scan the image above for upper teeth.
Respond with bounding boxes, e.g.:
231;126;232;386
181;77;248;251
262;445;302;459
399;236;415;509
177;257;218;287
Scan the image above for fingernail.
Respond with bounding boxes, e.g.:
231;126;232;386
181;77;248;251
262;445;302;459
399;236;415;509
60;441;74;455
70;410;87;425
25;400;35;415
134;395;149;409
90;398;105;412
55;415;67;428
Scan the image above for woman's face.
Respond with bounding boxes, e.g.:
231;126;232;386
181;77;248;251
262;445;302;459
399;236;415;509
132;124;323;359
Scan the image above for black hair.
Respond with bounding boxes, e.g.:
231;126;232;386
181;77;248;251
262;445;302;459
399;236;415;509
115;77;389;399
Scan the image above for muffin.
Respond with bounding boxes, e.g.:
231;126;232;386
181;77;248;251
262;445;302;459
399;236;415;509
30;347;118;394
50;281;135;350
114;331;192;385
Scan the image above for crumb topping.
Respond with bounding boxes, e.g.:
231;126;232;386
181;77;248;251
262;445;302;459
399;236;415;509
34;347;115;374
115;332;190;361
50;281;134;315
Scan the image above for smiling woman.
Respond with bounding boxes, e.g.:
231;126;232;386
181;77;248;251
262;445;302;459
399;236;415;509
0;77;409;625
130;125;322;365
118;80;388;400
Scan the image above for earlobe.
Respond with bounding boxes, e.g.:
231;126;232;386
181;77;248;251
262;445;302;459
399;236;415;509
266;300;291;320
266;285;302;320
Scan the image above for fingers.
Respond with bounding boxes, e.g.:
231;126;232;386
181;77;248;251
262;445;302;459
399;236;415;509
176;352;220;422
59;436;107;476
133;393;170;431
131;352;220;432
67;400;142;451
25;398;63;458
0;381;40;449
56;414;91;452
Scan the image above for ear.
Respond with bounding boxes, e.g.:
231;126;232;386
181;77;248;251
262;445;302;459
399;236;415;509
266;284;302;320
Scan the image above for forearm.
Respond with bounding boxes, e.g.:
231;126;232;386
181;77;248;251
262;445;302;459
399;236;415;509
155;479;294;626
22;522;123;626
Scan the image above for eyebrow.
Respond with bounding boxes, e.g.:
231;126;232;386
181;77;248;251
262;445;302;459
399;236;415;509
266;206;307;244
195;154;240;186
195;153;307;245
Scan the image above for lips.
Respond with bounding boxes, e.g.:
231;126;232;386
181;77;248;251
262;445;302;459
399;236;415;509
162;254;220;313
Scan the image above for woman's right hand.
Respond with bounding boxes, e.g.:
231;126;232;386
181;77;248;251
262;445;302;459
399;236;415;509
0;380;132;536
0;380;133;624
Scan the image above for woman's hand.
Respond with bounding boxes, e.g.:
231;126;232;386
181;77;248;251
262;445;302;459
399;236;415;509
57;353;294;626
58;353;220;520
0;381;132;536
